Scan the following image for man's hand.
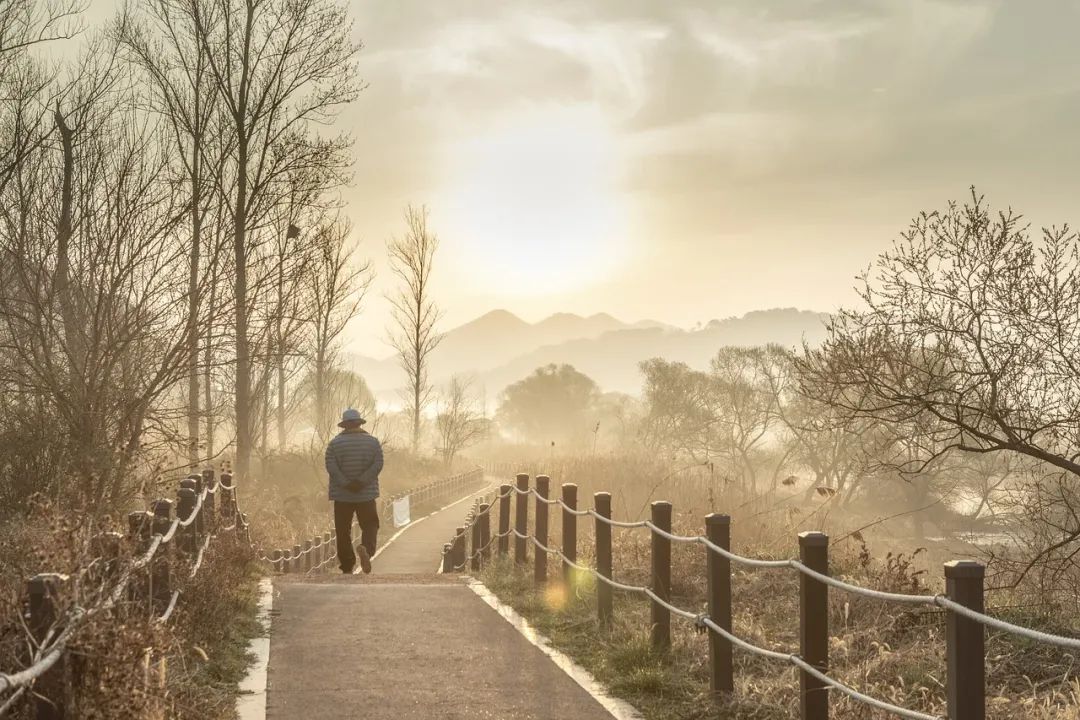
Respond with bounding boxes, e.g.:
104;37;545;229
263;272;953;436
344;480;362;492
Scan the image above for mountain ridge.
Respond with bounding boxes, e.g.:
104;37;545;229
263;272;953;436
348;307;828;401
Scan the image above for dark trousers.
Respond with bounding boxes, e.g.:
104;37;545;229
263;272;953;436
334;500;380;572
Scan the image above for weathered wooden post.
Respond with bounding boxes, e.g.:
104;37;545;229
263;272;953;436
271;550;283;574
798;531;829;720
650;501;672;651
452;527;466;571
534;475;550;583
201;468;216;528
595;492;613;626
187;473;205;536
470;515;482;572
150;499;173;614
177;486;197;554
561;483;577;587
706;514;733;695
219;471;236;525
498;484;512;557
441;543;453;573
945;560;985;720
303;540;313;573
479;503;492;565
28;573;68;720
291;544;302;574
128;510;154;608
514;473;529;565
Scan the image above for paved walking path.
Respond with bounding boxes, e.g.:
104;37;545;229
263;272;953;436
264;480;616;720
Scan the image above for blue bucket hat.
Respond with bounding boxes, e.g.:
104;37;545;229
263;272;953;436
338;408;367;428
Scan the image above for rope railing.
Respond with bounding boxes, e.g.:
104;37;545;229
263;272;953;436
0;468;246;709
2;465;489;714
442;471;1080;720
259;467;485;575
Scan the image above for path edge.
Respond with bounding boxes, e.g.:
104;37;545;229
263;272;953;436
466;578;645;720
236;576;274;720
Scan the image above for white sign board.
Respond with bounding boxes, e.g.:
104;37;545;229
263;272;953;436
392;496;411;528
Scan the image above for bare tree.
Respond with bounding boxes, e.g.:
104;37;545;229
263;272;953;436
0;0;83;193
797;190;1080;579
305;219;371;442
387;204;442;452
435;375;486;468
115;0;226;468
0;63;202;508
191;0;361;480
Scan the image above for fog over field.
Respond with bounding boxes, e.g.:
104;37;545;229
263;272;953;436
5;1;1080;718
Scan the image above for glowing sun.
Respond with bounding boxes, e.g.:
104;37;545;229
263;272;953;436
443;107;626;295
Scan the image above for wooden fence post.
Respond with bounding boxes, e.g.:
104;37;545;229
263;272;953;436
454;527;468;571
441;543;452;573
945;560;985;720
188;473;205;536
514;473;529;566
561;483;577;587
271;550;283;574
128;510;154;609
479;503;492;565
650;501;672;652
471;515;482;572
706;513;733;695
291;544;302;574
150;499;173;614
595;492;613;626
498;484;511;557
28;573;68;720
534;475;549;583
219;471;235;525
201;468;216;528
303;540;313;573
179;478;199;550
798;531;829;720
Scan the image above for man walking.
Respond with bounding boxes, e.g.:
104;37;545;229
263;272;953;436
325;409;383;574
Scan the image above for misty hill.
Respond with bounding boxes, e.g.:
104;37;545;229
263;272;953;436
350;308;828;402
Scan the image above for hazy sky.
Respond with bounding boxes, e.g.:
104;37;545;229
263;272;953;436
83;1;1080;355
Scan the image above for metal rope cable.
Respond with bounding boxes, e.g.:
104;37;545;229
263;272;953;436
587;509;648;528
932;596;1080;650
558;499;589;516
497;528;945;720
528;488;558;505
0;483;230;694
508;503;1080;650
789;656;942;720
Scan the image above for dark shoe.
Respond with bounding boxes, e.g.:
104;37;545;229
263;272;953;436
340;566;354;575
357;546;372;574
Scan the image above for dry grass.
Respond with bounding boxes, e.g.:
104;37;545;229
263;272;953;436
476;454;1080;719
0;497;263;719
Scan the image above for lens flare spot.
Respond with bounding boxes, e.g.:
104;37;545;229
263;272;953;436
544;581;569;611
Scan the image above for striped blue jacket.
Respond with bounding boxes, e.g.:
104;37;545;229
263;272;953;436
325;429;383;503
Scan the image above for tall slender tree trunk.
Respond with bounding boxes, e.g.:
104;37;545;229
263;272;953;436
233;135;251;480
275;254;286;449
204;252;217;460
314;342;327;442
187;142;202;468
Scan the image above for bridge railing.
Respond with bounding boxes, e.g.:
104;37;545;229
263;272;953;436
257;467;486;574
443;472;1080;720
0;468;252;717
0;466;488;715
